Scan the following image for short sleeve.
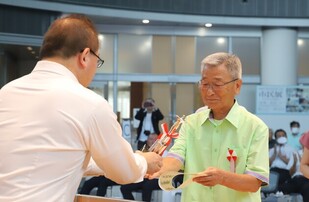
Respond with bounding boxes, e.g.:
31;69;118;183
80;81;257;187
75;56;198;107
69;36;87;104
300;131;309;149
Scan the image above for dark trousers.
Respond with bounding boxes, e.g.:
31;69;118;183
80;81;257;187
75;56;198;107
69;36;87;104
281;175;309;202
137;140;146;151
120;179;160;202
79;176;118;196
270;167;291;191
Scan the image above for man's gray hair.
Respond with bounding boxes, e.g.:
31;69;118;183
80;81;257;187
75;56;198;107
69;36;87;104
201;52;242;79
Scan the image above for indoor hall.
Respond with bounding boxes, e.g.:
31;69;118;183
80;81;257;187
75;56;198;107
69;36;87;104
1;1;309;202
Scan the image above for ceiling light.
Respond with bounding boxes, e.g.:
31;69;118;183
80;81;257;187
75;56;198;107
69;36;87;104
298;39;304;46
217;37;225;44
27;46;32;51
142;19;149;24
98;34;104;41
205;23;212;28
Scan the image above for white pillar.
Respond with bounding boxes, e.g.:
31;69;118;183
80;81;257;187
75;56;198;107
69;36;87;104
261;28;298;85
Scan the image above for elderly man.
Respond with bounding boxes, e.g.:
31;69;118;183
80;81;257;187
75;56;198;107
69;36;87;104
151;52;269;202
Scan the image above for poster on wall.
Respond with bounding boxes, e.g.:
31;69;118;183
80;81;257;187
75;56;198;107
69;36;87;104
256;86;309;114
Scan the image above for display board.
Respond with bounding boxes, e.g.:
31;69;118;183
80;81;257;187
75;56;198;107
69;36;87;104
256;85;309;114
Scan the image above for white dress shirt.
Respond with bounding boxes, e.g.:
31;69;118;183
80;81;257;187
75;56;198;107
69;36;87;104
0;61;147;202
269;143;295;170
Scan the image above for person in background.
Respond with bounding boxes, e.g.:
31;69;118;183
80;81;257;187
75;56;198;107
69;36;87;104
0;14;162;202
269;128;276;149
281;139;309;202
121;133;163;202
150;52;269;202
79;176;118;197
269;129;294;191
135;98;164;150
300;131;309;179
288;121;302;151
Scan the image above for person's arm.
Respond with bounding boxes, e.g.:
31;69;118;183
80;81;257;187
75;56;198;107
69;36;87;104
269;147;276;166
86;100;162;184
134;108;145;120
301;147;309;179
289;152;298;176
148;157;182;179
193;167;262;192
154;108;164;120
278;146;290;165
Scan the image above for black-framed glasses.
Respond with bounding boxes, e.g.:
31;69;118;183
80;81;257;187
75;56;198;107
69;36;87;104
80;49;104;68
198;78;238;91
89;49;104;68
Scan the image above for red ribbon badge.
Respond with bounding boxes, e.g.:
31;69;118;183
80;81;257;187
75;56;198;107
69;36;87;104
226;148;237;173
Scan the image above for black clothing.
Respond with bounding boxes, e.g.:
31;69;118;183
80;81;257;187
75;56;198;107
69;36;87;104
79;176;118;197
135;108;164;141
269;139;276;149
281;175;309;202
120;179;160;202
270;167;291;192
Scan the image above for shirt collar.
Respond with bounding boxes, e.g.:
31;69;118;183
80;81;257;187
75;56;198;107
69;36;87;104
198;100;240;128
32;60;79;83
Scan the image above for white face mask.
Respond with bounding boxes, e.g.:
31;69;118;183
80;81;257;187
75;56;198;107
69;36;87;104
291;127;299;134
277;137;287;145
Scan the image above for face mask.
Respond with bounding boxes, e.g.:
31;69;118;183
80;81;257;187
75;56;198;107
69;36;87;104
277;137;287;145
291;127;299;134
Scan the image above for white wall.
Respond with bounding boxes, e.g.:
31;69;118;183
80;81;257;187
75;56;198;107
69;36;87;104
257;114;308;134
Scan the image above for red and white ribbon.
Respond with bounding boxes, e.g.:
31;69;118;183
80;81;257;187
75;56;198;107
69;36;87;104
147;115;185;155
226;148;237;173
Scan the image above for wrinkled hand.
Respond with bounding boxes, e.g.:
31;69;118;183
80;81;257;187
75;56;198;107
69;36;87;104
193;167;225;187
137;151;163;175
277;147;289;164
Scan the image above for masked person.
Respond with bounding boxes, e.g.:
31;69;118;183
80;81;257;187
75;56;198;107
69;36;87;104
269;129;295;191
288;121;302;151
135;98;164;150
281;136;309;202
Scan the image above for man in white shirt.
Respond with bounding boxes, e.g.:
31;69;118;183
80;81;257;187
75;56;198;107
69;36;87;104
269;129;295;191
287;121;302;151
0;14;162;202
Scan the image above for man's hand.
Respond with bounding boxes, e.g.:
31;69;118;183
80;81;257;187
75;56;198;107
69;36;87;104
193;167;225;187
136;151;163;174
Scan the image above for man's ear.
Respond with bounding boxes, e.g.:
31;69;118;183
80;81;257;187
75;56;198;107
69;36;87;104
235;79;242;95
78;48;90;69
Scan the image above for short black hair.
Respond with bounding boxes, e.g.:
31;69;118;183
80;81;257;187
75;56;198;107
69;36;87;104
274;129;287;139
290;121;300;128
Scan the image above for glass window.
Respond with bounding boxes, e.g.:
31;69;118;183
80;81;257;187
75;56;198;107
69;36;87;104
195;37;228;73
298;38;309;76
232;37;260;75
152;35;173;74
118;34;152;73
176;83;199;115
97;34;114;74
175;36;196;74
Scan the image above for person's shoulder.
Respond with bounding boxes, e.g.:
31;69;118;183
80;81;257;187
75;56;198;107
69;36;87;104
185;107;210;122
237;105;268;127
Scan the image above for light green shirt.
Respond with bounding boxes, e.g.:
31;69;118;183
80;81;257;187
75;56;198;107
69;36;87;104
167;101;269;202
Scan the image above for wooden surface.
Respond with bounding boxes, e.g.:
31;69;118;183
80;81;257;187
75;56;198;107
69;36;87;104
74;194;140;202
